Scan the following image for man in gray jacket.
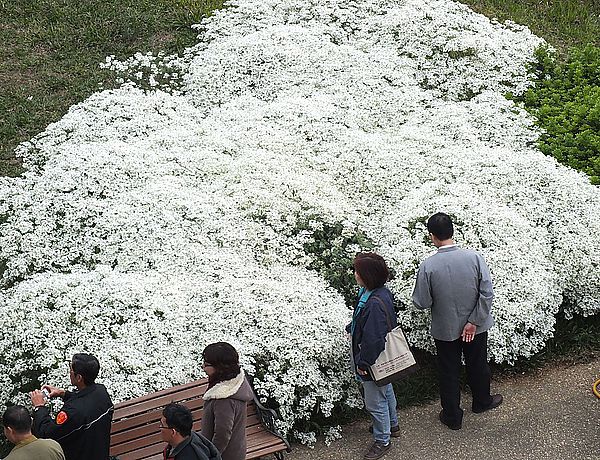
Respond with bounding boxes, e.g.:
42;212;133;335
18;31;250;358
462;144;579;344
412;212;502;430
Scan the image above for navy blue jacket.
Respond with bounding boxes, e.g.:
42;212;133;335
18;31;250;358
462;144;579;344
348;287;398;380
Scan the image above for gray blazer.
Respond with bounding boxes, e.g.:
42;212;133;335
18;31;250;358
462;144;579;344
412;246;494;341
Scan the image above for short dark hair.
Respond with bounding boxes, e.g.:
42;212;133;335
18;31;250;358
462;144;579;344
427;212;454;240
2;405;32;435
353;253;390;291
162;403;192;437
71;353;100;386
202;342;240;386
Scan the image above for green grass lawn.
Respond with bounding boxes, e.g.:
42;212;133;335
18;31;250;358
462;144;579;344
464;0;600;51
0;0;224;176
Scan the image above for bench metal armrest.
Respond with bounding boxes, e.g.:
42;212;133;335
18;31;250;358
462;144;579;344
250;383;292;454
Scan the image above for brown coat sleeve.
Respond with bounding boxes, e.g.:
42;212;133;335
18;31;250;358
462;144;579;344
210;398;237;453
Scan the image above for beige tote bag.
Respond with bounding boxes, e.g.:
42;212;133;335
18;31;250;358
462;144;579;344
368;297;419;386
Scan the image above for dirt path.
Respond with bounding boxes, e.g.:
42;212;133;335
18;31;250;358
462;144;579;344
287;359;600;460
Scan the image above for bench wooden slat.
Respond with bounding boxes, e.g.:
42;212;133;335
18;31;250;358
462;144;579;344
112;400;261;437
110;415;264;456
118;435;288;460
114;385;208;419
112;402;259;438
114;380;206;410
247;437;287;453
112;399;207;435
245;423;271;437
112;432;287;458
113;381;208;418
116;441;165;460
110;377;289;459
249;443;290;459
246;430;288;449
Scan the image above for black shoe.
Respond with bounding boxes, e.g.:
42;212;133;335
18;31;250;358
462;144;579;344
439;410;462;430
368;425;401;437
473;394;503;414
363;441;391;460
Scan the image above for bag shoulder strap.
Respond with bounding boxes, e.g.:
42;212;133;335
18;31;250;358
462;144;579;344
371;296;394;332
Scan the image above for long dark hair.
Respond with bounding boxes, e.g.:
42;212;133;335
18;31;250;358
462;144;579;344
202;342;241;387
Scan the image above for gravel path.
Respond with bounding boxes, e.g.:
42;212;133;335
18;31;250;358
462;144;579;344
287;359;599;460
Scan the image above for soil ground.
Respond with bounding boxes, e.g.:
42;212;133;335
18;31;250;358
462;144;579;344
287;359;599;460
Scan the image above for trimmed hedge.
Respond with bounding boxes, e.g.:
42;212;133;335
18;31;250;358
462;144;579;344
512;45;600;185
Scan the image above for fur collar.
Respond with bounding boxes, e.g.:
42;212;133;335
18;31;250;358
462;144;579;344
203;371;245;400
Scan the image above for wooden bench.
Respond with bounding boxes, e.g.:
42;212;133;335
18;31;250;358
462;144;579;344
110;378;291;460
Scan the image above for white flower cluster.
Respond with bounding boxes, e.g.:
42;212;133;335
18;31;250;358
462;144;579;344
101;53;184;92
0;264;354;434
1;0;599;437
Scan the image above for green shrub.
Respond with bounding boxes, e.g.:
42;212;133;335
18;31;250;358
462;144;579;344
292;217;375;307
511;45;600;185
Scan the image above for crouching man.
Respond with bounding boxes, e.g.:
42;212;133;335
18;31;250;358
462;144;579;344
160;403;221;460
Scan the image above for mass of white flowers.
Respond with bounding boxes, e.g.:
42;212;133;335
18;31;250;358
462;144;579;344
1;0;599;437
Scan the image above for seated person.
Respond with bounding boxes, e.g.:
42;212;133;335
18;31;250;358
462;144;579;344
160;403;221;460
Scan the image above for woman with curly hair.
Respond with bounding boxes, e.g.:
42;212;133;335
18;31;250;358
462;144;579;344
200;342;253;460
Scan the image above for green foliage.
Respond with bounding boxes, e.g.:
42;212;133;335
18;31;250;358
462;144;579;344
393;350;439;408
512;45;600;185
294;218;375;307
0;441;8;457
0;0;224;176
463;2;600;183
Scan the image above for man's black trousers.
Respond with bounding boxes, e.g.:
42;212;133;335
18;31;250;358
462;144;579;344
434;331;493;425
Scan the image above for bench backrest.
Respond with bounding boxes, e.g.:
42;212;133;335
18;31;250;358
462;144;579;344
110;378;288;460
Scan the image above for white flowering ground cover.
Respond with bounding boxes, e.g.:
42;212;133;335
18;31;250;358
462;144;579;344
1;0;599;439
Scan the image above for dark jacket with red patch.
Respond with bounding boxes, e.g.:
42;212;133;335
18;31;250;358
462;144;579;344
33;383;113;460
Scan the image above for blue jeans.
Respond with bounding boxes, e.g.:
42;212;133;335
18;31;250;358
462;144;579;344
362;381;398;444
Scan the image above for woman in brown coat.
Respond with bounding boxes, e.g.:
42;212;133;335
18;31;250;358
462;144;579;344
200;343;253;460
